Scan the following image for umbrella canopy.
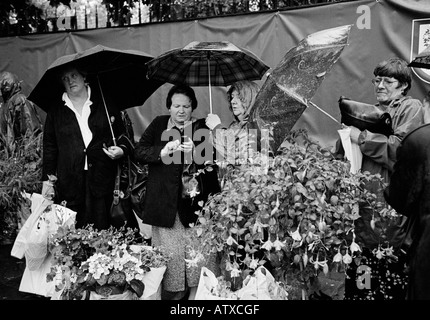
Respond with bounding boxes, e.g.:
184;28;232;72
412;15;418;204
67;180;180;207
145;41;270;113
249;24;352;152
28;44;164;113
409;45;430;69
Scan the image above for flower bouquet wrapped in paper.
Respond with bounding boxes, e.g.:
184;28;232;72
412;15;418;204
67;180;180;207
47;225;170;300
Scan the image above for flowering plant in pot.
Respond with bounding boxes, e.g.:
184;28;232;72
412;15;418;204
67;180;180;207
47;225;170;300
188;129;389;299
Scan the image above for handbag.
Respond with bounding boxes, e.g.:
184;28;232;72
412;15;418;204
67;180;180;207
110;161;140;230
127;157;148;219
338;96;393;136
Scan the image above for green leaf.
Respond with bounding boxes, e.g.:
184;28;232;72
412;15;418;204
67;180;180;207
129;279;145;298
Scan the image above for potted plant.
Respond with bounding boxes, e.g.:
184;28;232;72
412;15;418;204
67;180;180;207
188;129;389;299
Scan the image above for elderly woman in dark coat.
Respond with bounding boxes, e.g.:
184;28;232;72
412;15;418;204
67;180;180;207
135;84;220;300
42;65;135;230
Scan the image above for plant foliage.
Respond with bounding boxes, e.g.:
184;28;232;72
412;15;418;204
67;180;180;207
188;129;387;297
0;131;43;242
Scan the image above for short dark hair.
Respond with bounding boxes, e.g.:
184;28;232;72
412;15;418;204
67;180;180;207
57;64;88;85
166;84;198;110
373;57;411;95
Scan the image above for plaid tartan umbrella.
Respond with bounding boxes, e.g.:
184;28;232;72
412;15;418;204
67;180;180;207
409;45;430;69
145;41;270;113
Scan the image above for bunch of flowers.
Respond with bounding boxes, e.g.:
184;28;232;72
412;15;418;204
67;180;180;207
188;129;390;298
47;225;170;300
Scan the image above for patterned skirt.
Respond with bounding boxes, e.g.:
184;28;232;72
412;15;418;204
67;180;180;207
152;214;220;293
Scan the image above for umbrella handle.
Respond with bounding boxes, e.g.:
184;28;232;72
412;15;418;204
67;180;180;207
207;55;213;114
97;75;117;146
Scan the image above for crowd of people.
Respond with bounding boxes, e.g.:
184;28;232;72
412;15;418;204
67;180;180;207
2;53;430;300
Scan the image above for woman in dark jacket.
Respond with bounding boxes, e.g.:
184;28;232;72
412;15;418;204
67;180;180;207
42;65;135;230
135;84;220;300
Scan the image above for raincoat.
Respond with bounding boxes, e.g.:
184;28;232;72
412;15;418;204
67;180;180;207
355;95;424;249
0;72;43;147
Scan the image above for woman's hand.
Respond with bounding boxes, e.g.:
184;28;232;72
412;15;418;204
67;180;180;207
160;140;181;158
205;113;221;130
178;136;194;153
103;145;124;160
348;126;362;144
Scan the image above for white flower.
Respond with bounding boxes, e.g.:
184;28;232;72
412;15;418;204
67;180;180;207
230;262;242;278
272;237;285;251
333;250;343;263
350;241;361;254
289;227;302;241
248;255;259;270
188;185;200;198
343;251;352;264
252;219;268;234
261;239;273;251
317;218;327;232
373;246;385;260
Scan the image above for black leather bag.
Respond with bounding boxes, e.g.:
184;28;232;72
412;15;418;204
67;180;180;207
338;96;393;136
110;159;144;229
127;158;148;219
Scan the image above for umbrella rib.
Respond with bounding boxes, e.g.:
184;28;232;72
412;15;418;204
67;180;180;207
272;77;340;125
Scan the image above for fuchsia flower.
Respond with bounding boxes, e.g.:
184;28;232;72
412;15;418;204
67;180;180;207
342;251;352;264
333;249;343;263
272;237;285;251
289;227;302;242
261;239;273;251
373;246;385;260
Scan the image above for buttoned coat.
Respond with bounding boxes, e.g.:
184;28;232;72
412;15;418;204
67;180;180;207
42;86;130;209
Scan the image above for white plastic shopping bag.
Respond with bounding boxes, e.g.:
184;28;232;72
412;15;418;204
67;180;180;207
18;201;76;297
195;267;238;300
236;266;288;300
11;193;52;260
140;266;166;300
338;127;362;174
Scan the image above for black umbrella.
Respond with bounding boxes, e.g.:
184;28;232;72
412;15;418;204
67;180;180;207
29;45;163;114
